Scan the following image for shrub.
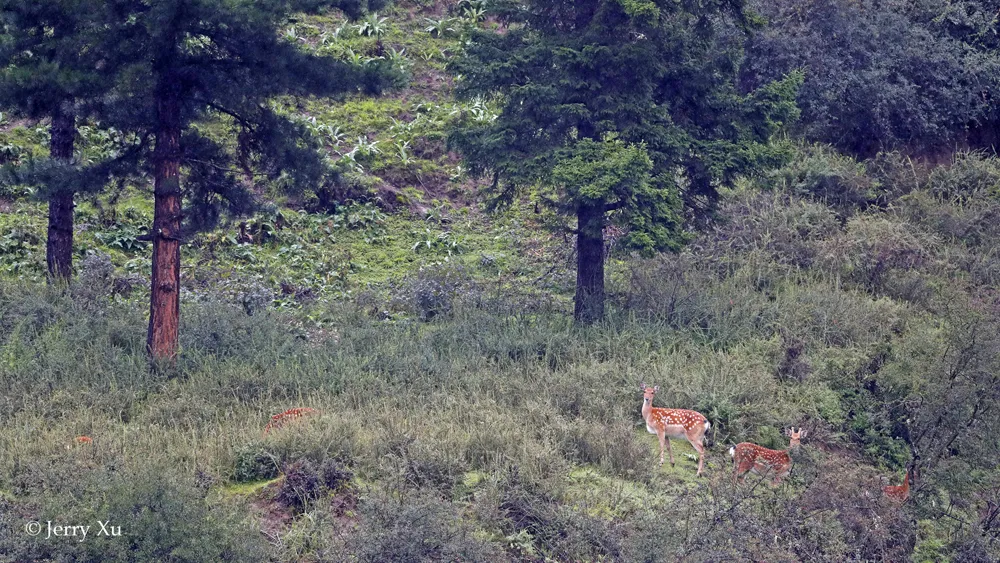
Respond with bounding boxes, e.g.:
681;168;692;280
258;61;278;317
348;490;505;562
766;145;880;217
236;281;274;316
390;262;479;321
73;251;115;308
553;419;649;476
232;445;280;483
925;152;1000;202
896;155;1000;249
776;329;811;382
320;458;354;492
276;459;322;512
180;300;303;362
486;468;626;561
641;459;915;562
710;188;840;268
815;215;934;293
380;434;467;495
744;0;983;157
1;464;269;562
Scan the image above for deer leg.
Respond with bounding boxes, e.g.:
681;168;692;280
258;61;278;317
657;430;666;466
690;439;706;476
665;437;675;466
733;459;748;484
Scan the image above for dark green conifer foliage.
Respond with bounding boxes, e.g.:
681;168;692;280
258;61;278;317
87;0;397;361
450;0;800;323
0;0;110;283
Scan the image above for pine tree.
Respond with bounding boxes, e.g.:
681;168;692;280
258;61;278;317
0;0;108;282
89;0;397;362
450;0;800;323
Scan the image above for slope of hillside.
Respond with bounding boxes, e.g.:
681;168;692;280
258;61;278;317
1;2;999;562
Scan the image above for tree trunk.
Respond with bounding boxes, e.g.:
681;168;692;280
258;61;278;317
47;110;75;283
574;202;605;324
147;85;183;362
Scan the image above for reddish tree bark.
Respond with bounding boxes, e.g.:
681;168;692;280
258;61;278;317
46;110;75;283
147;85;183;362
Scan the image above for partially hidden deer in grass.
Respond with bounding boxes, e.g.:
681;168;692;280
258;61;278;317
883;467;912;502
640;384;711;476
729;427;806;485
263;407;318;436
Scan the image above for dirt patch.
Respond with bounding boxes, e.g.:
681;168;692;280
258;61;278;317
249;478;293;540
248;476;360;543
0;117;38;134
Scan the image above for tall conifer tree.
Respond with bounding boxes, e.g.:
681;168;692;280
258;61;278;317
451;0;800;323
0;0;107;282
89;0;395;361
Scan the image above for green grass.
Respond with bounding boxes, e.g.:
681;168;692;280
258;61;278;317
2;0;1000;559
4;143;1000;562
219;478;284;498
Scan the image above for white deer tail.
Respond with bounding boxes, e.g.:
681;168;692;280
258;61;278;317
728;446;735;457
704;421;711;432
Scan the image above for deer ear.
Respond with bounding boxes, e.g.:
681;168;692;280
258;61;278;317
653;386;659;392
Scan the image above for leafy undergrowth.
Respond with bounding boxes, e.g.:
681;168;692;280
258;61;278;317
0;0;522;296
2;1;1000;561
4;145;1000;559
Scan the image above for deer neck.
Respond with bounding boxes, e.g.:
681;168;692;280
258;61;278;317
641;399;652;422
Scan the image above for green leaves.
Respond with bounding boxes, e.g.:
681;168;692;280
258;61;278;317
451;0;798;251
614;0;660;25
424;17;458;38
354;12;388;38
744;0;989;157
549;139;652;207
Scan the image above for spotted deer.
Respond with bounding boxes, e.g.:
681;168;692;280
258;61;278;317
883;468;912;502
640;384;711;475
729;427;806;485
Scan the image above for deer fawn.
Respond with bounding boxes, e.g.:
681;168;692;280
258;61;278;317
883;468;912;502
729;427;806;485
640;384;711;475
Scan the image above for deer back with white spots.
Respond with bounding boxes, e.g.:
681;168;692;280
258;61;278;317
729;427;806;485
640;384;711;476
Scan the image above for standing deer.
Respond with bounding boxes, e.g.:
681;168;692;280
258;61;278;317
729;427;806;485
640;384;711;476
883;468;912;502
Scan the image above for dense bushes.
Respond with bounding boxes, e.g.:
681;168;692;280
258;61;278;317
3;149;1000;560
0;463;268;562
3;0;1000;558
744;0;992;157
620;148;1000;559
348;490;504;562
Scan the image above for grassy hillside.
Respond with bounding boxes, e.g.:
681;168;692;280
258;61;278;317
1;2;1000;562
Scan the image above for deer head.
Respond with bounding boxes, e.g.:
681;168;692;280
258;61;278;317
640;383;660;404
785;427;807;448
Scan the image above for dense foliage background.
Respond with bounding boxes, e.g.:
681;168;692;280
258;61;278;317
1;0;999;561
